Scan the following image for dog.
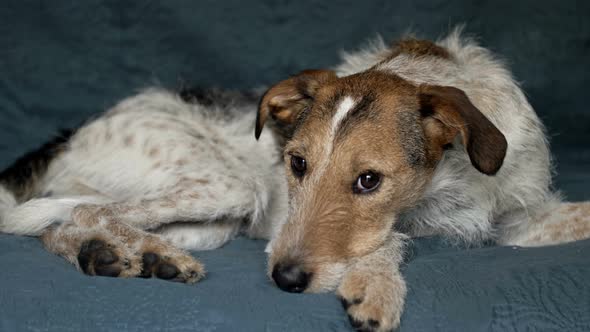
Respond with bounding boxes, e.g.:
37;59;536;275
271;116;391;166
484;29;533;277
258;29;590;331
0;87;289;281
0;29;589;331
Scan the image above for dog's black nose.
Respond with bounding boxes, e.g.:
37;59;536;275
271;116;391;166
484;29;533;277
272;263;310;293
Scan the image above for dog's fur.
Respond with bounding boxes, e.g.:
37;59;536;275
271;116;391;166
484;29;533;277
259;29;590;331
0;29;589;331
0;88;289;281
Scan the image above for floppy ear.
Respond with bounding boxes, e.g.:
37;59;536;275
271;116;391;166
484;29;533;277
256;69;336;140
418;84;507;175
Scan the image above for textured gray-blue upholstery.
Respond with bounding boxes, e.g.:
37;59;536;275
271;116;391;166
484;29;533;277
1;1;589;331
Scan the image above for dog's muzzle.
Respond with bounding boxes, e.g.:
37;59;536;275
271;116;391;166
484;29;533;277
271;263;311;293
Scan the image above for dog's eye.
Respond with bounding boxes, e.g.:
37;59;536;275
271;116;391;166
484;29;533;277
290;155;307;177
354;171;381;194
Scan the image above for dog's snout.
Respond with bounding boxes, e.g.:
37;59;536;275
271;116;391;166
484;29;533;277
272;263;311;293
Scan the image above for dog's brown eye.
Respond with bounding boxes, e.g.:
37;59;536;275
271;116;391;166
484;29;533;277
290;155;307;177
354;171;381;194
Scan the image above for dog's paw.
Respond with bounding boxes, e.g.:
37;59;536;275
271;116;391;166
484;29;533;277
139;239;205;283
138;251;204;283
77;238;142;278
337;270;406;332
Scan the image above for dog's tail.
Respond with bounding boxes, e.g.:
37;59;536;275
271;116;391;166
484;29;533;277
0;193;102;236
0;129;86;236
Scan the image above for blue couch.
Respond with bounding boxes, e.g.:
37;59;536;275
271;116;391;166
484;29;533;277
1;1;589;331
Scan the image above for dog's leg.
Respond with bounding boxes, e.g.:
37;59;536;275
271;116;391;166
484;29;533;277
39;180;259;279
72;185;259;234
40;204;204;283
40;186;256;270
501;200;590;246
337;234;407;332
157;221;242;250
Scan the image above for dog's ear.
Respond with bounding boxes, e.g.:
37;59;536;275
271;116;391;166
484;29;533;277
418;84;507;175
256;69;336;140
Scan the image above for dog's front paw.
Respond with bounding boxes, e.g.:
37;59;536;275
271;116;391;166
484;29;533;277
337;269;406;332
138;251;204;283
139;237;205;283
77;238;142;278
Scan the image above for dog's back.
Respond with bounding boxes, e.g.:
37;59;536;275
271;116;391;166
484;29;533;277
0;88;285;240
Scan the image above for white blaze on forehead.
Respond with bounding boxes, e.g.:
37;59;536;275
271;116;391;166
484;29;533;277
277;96;359;253
308;96;358;184
330;96;357;139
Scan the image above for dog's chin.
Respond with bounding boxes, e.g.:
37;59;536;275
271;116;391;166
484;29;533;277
264;239;276;254
303;262;348;293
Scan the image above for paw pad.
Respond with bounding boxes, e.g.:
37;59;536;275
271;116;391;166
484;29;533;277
347;314;382;332
78;239;122;277
140;252;181;280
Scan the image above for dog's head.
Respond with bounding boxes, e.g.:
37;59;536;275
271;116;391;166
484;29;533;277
256;69;507;293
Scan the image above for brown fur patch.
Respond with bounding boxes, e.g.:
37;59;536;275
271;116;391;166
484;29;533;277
256;69;337;142
148;147;160;158
529;202;590;245
158;199;177;208
68;182;104;197
104;129;113;142
315;71;428;168
418;85;507;175
175;158;188;166
123;135;134;146
566;204;582;213
389;38;451;60
187;192;201;199
394;109;427;166
546;218;590;242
